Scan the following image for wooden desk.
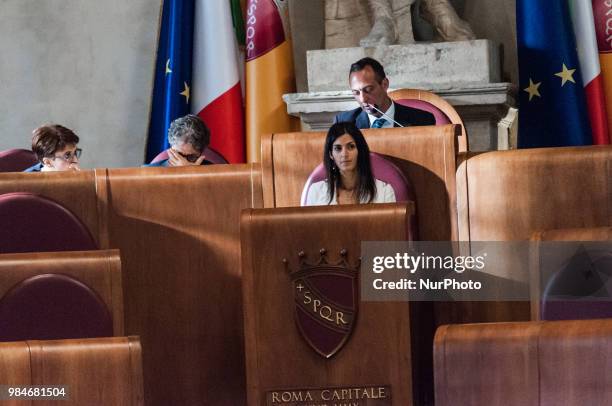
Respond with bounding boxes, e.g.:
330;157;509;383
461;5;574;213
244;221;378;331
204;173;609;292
241;203;435;405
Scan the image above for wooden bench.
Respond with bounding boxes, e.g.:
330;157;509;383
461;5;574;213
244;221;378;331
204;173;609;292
435;319;612;405
0;336;143;405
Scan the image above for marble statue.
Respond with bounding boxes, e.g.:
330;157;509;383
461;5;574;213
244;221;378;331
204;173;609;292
325;0;475;48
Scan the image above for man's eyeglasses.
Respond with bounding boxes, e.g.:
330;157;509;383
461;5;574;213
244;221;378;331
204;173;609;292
53;148;82;162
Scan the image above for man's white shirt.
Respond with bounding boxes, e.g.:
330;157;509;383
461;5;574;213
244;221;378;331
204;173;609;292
367;102;395;128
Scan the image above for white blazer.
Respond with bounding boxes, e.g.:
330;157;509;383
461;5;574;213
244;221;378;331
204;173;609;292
304;178;396;206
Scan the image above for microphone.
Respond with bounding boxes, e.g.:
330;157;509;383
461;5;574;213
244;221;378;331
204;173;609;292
369;105;405;128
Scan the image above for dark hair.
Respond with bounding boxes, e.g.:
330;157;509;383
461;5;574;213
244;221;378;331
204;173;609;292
31;124;79;161
323;122;376;204
167;114;210;153
349;57;386;83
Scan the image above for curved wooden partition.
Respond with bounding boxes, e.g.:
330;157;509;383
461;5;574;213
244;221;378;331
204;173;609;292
0;336;143;405
435;319;612;406
0;164;262;404
449;146;612;325
0;170;105;247
0;249;123;336
104;164;262;405
453;146;612;323
262;125;460;241
457;145;612;242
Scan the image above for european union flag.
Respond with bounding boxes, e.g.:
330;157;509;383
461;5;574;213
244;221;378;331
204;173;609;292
145;0;195;162
517;0;592;148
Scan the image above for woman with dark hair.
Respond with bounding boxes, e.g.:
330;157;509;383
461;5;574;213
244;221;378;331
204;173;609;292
24;124;81;172
304;121;395;205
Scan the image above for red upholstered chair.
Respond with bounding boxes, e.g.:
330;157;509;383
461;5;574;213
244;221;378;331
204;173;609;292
150;147;228;164
0;192;97;253
389;88;468;152
0;149;37;172
301;152;418;236
0;273;113;341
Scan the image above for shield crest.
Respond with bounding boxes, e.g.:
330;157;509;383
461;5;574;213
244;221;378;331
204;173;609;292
287;250;359;359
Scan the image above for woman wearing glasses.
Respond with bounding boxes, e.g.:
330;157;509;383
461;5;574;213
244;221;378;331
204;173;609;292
24;124;82;172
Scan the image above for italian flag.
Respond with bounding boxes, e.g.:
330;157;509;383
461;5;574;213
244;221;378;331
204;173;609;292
245;0;299;162
593;0;612;143
192;0;246;163
571;0;609;144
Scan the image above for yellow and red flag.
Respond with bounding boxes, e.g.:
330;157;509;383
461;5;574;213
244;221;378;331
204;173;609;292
245;0;299;162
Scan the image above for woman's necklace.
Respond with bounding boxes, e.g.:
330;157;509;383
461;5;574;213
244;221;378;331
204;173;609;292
338;171;358;204
337;187;357;204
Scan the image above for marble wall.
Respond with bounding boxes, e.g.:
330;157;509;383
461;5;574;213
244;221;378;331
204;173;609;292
0;0;161;168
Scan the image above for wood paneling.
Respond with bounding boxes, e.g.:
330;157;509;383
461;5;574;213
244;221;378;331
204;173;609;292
104;165;262;405
262;125;460;241
0;164;263;404
0;341;31;406
17;336;142;406
0;250;124;335
539;320;612;405
449;146;612;325
458;146;612;241
534;226;612;242
241;203;436;405
435;322;541;406
435;319;612;406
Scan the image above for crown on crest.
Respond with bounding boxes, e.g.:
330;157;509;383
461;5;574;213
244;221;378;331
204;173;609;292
283;248;360;275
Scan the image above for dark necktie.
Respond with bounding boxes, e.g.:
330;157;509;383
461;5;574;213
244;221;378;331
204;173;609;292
372;118;387;128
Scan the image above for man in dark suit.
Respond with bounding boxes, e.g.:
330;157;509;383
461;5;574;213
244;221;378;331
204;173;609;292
335;57;435;128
